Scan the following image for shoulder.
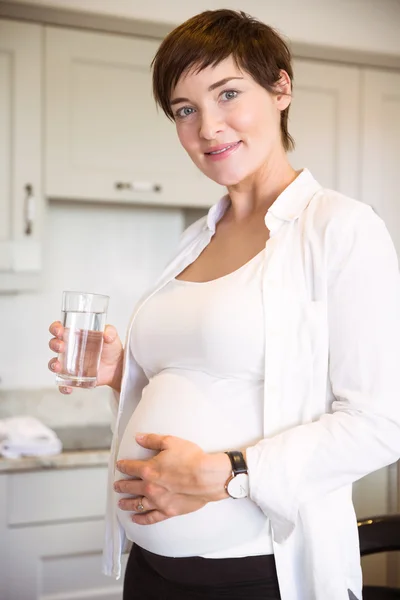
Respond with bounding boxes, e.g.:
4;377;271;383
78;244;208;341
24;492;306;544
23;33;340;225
304;186;397;270
305;186;375;231
304;186;386;244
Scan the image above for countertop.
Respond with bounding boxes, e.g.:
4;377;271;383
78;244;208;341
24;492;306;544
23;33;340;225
0;424;112;473
0;448;110;473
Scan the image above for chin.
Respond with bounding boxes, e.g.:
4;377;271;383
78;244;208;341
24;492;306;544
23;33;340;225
193;164;244;187
206;171;248;187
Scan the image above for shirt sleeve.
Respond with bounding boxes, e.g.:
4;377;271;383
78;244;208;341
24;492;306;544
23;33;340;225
246;206;400;542
108;350;149;434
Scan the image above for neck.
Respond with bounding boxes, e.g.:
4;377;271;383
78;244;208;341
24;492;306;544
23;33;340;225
225;152;297;222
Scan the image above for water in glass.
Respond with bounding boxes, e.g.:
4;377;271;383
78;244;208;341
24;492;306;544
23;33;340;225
56;310;106;388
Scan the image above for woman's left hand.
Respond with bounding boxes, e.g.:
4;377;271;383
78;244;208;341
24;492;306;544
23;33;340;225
114;433;231;525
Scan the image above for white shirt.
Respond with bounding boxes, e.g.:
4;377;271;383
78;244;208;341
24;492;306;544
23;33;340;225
115;248;273;558
103;169;400;600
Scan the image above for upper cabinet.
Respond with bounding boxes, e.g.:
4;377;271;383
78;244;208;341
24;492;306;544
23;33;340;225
0;20;43;291
45;27;222;209
289;59;360;199
361;69;400;257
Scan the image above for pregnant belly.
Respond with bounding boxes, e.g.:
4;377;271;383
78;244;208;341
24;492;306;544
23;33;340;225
116;370;266;557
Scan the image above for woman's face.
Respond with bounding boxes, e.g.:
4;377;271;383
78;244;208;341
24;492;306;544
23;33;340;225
170;56;291;187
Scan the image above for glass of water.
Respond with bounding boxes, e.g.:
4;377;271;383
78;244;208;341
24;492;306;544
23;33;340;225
55;291;109;389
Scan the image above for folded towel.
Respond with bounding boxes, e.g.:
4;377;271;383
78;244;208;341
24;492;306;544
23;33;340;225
0;416;63;459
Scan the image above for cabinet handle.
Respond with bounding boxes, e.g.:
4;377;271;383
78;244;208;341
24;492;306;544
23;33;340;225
115;181;162;193
24;184;35;236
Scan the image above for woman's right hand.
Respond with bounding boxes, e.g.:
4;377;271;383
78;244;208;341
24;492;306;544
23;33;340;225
48;322;124;395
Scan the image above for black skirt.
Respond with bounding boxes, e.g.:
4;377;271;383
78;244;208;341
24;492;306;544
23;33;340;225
123;544;282;600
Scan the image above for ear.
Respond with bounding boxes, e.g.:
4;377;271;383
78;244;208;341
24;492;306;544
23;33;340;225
274;69;292;111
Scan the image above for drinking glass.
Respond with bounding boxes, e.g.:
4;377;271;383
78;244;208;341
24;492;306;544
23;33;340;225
55;291;109;389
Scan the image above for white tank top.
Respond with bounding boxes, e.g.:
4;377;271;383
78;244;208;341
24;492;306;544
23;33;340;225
116;249;273;558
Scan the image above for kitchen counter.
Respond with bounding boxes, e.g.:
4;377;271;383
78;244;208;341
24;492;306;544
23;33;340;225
0;448;110;473
0;424;112;473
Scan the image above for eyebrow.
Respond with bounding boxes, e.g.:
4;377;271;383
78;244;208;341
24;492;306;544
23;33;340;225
170;77;244;106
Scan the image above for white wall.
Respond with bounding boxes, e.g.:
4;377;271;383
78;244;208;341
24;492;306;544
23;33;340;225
0;201;184;390
7;0;400;57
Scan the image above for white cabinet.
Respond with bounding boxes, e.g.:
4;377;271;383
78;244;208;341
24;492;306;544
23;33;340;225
1;466;127;600
7;521;126;600
0;20;43;292
45;26;222;209
361;68;400;257
44;27;362;210
290;59;360;199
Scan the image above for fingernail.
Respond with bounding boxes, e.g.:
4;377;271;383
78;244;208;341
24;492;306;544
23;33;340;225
136;434;145;441
50;363;55;370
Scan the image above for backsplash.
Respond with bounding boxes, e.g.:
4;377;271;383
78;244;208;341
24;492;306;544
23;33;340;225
0;199;185;423
0;386;114;427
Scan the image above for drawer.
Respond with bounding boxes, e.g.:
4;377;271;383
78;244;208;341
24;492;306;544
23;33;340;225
7;466;108;525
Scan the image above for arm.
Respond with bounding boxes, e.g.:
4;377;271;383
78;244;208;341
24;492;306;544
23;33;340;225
246;206;400;541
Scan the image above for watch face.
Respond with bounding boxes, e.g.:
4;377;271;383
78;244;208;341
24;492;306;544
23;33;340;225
227;473;249;499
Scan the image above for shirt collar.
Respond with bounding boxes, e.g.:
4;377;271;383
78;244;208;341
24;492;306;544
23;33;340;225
206;194;231;233
206;169;322;234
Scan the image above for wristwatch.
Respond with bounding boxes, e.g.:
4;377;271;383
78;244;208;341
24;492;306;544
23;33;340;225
224;450;249;499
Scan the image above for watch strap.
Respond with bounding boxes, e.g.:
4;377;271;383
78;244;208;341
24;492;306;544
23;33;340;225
225;450;247;475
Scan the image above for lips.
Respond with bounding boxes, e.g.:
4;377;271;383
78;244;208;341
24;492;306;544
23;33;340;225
205;141;241;155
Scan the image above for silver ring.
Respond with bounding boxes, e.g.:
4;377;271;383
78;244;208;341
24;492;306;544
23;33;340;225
137;497;145;512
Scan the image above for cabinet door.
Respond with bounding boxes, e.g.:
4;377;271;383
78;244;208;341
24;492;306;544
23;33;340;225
289;59;361;199
361;68;400;257
0;20;43;282
6;520;127;600
45;27;222;209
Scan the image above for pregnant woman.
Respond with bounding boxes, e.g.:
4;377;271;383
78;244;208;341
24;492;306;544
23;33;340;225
48;9;400;600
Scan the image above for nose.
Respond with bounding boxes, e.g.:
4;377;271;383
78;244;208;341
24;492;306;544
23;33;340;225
199;110;224;140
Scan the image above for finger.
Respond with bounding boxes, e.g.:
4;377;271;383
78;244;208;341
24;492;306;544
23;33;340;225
118;496;155;513
114;478;144;496
103;325;118;344
49;338;65;353
59;386;73;395
49;321;64;339
135;433;169;451
132;510;169;525
48;358;61;373
116;459;149;478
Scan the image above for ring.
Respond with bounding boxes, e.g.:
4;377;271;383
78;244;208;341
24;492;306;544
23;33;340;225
137;497;145;512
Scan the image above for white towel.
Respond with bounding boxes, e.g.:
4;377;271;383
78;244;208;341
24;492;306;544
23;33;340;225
0;416;62;459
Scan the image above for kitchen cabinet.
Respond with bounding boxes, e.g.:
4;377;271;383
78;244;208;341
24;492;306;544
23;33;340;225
0;465;127;600
44;25;361;209
45;26;222;209
361;68;400;257
0;20;43;292
290;59;360;199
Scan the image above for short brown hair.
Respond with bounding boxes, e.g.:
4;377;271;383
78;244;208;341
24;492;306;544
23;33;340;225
152;9;294;152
